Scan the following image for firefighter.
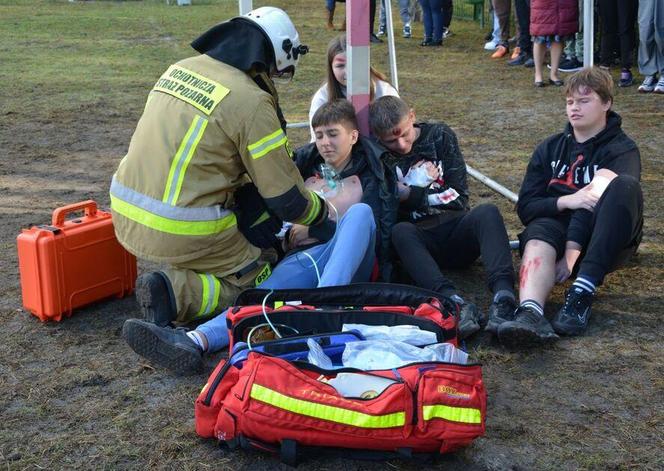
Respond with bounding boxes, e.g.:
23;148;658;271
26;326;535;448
110;7;329;331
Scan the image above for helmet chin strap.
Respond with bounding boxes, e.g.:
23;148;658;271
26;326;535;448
250;68;287;132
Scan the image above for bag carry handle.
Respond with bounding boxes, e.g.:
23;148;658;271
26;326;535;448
52;200;98;227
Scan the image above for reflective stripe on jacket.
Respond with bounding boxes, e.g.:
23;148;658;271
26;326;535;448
111;55;320;272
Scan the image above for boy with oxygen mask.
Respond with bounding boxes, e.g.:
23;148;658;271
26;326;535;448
123;99;398;375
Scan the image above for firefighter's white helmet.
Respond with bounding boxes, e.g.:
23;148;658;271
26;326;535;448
243;6;308;77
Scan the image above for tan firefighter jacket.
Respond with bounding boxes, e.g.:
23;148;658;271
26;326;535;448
111;55;324;275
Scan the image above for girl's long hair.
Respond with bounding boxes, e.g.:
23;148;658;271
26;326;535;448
325;34;390;102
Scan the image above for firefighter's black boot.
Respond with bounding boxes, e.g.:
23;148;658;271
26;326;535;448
135;271;177;327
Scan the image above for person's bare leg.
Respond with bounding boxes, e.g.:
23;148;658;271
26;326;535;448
549;41;564;82
533;42;545;83
518;239;557;307
497;239;559;345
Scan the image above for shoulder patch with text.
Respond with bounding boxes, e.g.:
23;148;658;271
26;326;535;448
152;64;229;115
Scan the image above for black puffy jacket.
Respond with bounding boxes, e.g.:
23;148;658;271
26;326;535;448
294;136;399;281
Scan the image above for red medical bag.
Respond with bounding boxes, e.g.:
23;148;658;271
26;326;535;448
195;284;486;464
17;200;137;321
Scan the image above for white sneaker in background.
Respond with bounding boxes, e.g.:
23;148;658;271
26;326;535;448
484;40;498;51
638;75;657;93
654;76;664;94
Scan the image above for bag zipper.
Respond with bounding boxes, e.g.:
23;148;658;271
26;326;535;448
203;358;235;406
232;308;449;344
203;350;479;407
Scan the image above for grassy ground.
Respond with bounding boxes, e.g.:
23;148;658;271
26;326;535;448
1;1;662;469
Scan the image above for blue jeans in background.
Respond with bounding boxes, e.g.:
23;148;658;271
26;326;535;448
419;0;444;41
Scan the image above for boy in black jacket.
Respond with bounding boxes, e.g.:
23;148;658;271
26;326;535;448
370;96;517;340
498;67;643;346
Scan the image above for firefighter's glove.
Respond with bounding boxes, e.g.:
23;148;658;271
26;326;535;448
234;183;283;249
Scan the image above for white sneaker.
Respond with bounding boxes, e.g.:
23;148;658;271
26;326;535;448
484;40;498;51
638;75;657;93
654;77;664;94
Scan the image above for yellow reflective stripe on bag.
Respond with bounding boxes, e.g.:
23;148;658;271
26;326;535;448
162;115;208;205
247;129;288;160
153;64;229;115
195;274;221;318
422;404;482;424
250;384;405;428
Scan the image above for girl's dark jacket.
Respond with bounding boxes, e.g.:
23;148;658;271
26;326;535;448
293;136;399;281
517;111;641;248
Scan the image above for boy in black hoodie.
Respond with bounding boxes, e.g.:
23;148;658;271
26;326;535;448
497;67;643;346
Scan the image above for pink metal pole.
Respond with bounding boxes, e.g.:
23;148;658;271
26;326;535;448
346;0;371;136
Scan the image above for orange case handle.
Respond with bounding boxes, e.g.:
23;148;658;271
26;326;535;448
52;200;98;227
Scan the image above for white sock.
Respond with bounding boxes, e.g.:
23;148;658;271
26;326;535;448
186;330;206;351
572;276;596;294
520;300;544;317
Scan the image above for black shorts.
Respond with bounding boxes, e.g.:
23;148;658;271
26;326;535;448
517;216;570;260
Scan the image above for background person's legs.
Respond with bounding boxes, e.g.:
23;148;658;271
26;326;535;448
492;0;511;48
441;0;453;34
418;0;433;41
615;0;638;71
325;0;336;30
598;0;620;67
418;0;444;43
533;40;547;83
514;0;531;57
637;0;659;77
549;40;564;83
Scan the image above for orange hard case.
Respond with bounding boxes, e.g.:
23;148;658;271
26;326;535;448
17;200;137;322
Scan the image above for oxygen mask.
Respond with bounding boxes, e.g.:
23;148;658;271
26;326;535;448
319;163;343;197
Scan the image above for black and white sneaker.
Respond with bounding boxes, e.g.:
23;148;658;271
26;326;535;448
551;287;594;336
559;58;583;73
123;319;204;375
497;306;558;347
403;24;412;38
485;297;517;334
